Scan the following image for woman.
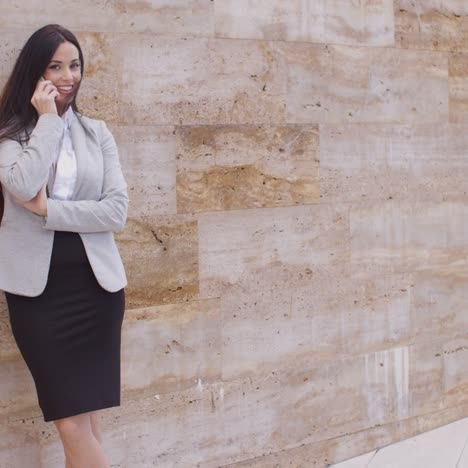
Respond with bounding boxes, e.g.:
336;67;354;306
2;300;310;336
0;24;128;467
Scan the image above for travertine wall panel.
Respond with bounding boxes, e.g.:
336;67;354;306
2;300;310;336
350;201;468;274
321;123;468;202
214;0;395;47
114;125;177;217
198;204;350;297
277;42;448;124
449;53;468;123
0;30;33;94
0;30;24;77
0;296;16;360
1;2;468;467
113;0;214;36
0;426;40;468
0;1;119;33
118;35;287;125
395;0;468;52
412;273;468;341
0;358;37;416
116;217;199;308
443;337;468;396
409;334;468;417
409;338;445;416
220;272;412;381
75;33;120;121
121;299;221;394
0;1;214;36
176;125;319;212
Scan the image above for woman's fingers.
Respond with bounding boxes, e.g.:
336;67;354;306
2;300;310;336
44;84;58;95
35;79;51;92
37;80;57;94
31;79;58;115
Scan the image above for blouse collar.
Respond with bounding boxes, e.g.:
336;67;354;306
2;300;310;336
61;106;75;130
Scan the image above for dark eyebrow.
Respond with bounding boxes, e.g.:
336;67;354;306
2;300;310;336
49;58;80;64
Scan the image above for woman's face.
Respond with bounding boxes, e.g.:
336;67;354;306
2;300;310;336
42;41;82;110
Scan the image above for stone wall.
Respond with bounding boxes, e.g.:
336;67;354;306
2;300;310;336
1;1;468;467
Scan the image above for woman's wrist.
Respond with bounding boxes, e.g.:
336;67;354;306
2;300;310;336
41;199;48;217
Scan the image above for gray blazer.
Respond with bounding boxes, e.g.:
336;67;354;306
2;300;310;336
0;112;128;296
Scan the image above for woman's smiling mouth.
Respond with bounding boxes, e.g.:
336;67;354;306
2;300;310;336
57;85;73;94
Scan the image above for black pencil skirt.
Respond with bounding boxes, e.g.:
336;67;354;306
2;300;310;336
5;231;125;422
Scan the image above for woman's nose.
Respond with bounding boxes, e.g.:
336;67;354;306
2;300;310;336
62;68;73;81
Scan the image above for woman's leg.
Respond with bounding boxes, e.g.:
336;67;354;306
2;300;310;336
54;412;109;468
89;410;103;444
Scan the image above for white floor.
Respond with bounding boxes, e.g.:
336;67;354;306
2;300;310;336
329;417;468;468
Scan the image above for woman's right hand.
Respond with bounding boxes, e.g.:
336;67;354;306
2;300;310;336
30;79;59;115
11;183;48;217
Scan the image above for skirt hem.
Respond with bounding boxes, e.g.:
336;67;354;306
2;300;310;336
44;400;121;423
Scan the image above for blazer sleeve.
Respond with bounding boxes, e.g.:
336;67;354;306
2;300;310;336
42;120;129;233
0;113;64;201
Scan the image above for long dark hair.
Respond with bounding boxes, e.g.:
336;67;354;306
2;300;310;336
0;24;84;223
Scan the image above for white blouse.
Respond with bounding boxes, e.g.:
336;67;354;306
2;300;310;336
48;107;77;200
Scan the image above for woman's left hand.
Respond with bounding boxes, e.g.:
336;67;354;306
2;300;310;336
12;183;48;217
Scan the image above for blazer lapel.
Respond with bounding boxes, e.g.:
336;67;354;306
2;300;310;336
70;114;89;200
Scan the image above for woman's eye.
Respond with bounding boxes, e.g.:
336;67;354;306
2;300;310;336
48;65;60;70
72;63;81;68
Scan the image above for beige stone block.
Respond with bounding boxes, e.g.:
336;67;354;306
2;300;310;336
116;216;199;308
0;414;61;467
320;123;468;203
0;423;40;468
350;201;468;275
0;1;214;36
75;32;120;122
176;125;319;213
117;35;286;125
411;272;468;341
362;347;410;423
220;272;412;381
396;0;468;52
100;390;224;467
0;1;119;33
449;53;468;123
0;295;20;361
220;285;306;380
0;29;28;78
122;299;221;394
406;335;468;418
198;204;350;298
220;347;408;453
338;276;412;356
215;0;394;47
443;336;468;400
116;0;214;36
275;42;448;124
113;125;177;217
0;357;37;417
408;339;444;417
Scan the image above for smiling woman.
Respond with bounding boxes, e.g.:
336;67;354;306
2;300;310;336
0;24;128;468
